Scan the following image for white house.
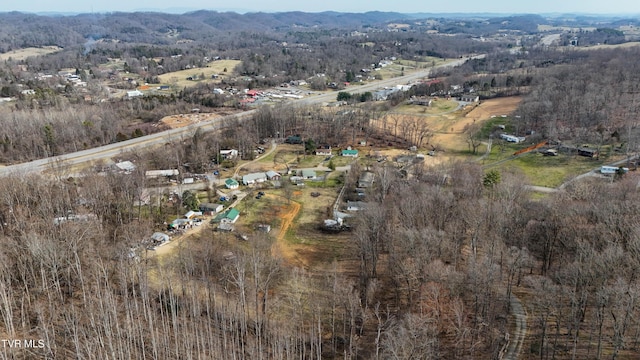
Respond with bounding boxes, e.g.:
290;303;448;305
500;134;525;143
315;145;332;156
115;161;136;173
225;178;240;189
242;173;267;185
127;90;143;98
184;210;203;219
346;201;367;211
220;149;239;159
145;169;179;178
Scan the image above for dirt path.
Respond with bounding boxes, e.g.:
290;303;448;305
503;294;528;360
268;194;303;267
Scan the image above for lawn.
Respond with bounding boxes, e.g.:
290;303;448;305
395;100;460;115
484;151;604;188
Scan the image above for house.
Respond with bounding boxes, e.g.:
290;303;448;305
411;96;432;106
460;94;480;102
199;203;224;214
225;178;240;189
53;213;98;225
184;210;203;219
127;90;143;98
346;201;367;211
218;222;235;232
220;149;239;159
151;232;170;244
214;208;240;224
266;170;281;181
341;149;359;157
285;135;303;144
242;173;267;185
171;218;193;229
578;147;599;158
256;224;271;233
315;145;332;156
145;169;179;178
500;134;524;143
115;161;136;173
301;169;317;180
358;172;375;188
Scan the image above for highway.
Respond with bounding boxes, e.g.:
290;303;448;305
0;56;475;177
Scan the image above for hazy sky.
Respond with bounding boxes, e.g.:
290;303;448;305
1;0;639;15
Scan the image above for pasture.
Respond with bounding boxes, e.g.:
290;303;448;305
157;59;242;89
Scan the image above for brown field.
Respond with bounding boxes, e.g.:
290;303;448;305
266;187;353;271
0;46;62;61
159;112;221;129
378;96;522;154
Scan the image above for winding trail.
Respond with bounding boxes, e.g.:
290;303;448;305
503;294;528;360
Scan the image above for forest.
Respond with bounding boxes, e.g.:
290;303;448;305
1;9;640;360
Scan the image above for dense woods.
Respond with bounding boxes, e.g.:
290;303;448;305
2;164;640;358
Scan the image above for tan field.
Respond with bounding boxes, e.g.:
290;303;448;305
0;46;62;61
157;59;241;88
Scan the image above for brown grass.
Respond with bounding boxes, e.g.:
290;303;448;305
159;112;221;129
0;46;62;61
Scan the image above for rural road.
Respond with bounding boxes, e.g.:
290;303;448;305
503;294;527;360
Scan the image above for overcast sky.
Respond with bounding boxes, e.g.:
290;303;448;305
1;0;638;15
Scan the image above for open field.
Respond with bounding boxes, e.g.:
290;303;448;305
157;59;241;88
265;187;352;270
373;57;447;80
0;46;62;61
159;112;222;129
378;96;522;153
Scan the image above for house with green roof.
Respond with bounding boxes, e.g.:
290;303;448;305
212;208;240;224
340;149;359;157
225;178;239;189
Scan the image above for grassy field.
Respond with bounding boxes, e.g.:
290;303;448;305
0;46;62;61
157;59;241;89
374;56;446;80
395;99;460;115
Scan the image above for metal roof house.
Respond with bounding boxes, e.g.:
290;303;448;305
214;208;240;224
341;149;359;157
225;178;240;189
242;173;267;185
358;172;375;188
